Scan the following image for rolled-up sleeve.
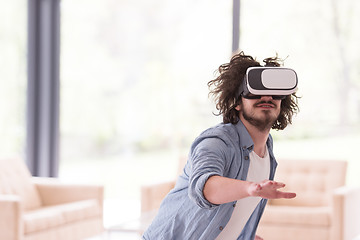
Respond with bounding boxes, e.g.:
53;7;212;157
188;137;229;209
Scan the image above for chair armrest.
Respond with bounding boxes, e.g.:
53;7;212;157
332;186;360;240
31;177;104;208
141;180;175;212
0;195;23;240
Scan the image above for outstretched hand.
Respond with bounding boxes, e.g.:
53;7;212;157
248;180;296;199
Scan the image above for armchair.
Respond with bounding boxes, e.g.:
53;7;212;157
0;158;104;240
257;159;360;240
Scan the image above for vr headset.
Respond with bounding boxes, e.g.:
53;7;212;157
239;67;298;100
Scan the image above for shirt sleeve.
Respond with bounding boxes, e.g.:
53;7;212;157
188;137;230;209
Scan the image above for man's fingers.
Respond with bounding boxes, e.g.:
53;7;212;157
261;180;286;189
278;191;296;199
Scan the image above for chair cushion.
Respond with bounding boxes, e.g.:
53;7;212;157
23;199;101;234
261;205;331;226
0;158;42;210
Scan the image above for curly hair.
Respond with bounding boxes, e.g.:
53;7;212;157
208;51;299;130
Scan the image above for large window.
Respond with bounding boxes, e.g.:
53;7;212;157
60;0;231;224
0;1;26;157
59;0;360;225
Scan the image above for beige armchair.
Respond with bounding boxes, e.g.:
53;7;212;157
0;158;104;240
141;158;360;240
257;159;360;240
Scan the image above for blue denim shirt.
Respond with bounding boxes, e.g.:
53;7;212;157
143;121;278;240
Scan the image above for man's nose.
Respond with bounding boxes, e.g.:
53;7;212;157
260;95;273;101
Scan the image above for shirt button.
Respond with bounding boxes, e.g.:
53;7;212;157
219;226;224;231
244;156;249;160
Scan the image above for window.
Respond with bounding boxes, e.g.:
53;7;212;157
60;0;232;224
0;1;26;157
240;0;360;184
241;0;360;137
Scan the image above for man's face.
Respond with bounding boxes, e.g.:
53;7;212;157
237;96;282;132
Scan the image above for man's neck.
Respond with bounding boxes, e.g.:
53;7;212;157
240;117;270;158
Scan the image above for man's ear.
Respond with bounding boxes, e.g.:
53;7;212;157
235;105;241;111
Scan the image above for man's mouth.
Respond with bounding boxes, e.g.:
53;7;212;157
255;101;275;108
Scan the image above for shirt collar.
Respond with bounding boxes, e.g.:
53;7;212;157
234;120;274;153
235;120;254;151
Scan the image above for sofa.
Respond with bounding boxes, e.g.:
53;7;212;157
141;158;360;240
0;158;104;240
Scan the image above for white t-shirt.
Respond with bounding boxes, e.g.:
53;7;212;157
215;147;270;240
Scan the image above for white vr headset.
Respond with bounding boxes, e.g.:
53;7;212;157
239;67;298;99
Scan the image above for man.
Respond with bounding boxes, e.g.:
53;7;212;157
142;52;300;240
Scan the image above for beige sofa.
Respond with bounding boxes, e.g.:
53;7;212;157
0;158;104;240
141;159;360;240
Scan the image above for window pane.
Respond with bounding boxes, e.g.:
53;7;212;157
60;0;231;224
241;0;360;184
0;1;26;156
